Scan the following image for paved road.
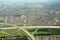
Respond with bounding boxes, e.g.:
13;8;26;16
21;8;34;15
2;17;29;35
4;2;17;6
0;26;60;29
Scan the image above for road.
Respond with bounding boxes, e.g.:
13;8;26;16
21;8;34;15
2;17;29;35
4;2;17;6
0;26;60;29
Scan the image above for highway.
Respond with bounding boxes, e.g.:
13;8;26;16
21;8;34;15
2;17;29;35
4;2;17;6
0;26;60;29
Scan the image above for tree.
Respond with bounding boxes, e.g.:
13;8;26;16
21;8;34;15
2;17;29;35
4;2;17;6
0;18;4;23
53;17;59;25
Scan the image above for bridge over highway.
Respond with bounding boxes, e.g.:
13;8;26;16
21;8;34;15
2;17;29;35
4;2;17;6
0;26;60;40
0;23;60;40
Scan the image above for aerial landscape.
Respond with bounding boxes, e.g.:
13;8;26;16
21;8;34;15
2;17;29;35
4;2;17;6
0;0;60;40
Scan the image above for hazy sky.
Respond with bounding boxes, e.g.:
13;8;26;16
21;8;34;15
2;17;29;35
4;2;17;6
0;0;60;3
0;0;60;5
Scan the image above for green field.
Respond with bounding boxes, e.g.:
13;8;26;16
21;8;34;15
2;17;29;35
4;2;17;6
0;24;60;37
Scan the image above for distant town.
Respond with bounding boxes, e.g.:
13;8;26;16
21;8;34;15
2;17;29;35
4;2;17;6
0;3;60;26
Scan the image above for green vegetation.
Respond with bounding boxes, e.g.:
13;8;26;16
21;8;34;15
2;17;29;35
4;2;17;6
16;23;24;26
0;24;13;28
0;18;4;23
0;23;60;37
53;17;60;22
15;36;28;40
0;33;10;37
14;14;21;17
0;28;60;37
17;23;32;26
